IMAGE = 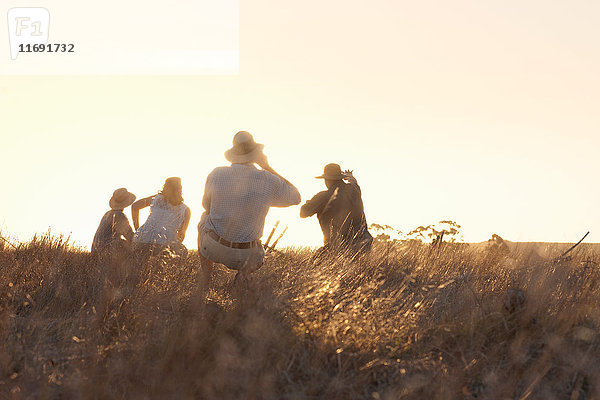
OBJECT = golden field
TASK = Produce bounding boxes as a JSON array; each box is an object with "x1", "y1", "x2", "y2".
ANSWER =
[{"x1": 1, "y1": 233, "x2": 599, "y2": 399}]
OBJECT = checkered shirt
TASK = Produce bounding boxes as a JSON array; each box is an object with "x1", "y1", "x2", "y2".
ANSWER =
[{"x1": 201, "y1": 164, "x2": 301, "y2": 242}]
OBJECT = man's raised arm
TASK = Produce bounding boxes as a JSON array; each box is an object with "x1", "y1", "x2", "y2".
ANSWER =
[
  {"x1": 256, "y1": 154, "x2": 294, "y2": 186},
  {"x1": 256, "y1": 154, "x2": 301, "y2": 206}
]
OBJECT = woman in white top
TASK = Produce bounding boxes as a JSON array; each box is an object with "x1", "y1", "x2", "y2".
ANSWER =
[{"x1": 132, "y1": 177, "x2": 191, "y2": 260}]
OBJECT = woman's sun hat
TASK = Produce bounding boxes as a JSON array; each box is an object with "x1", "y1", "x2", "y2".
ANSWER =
[
  {"x1": 109, "y1": 188, "x2": 136, "y2": 210},
  {"x1": 315, "y1": 163, "x2": 345, "y2": 180},
  {"x1": 224, "y1": 131, "x2": 265, "y2": 164}
]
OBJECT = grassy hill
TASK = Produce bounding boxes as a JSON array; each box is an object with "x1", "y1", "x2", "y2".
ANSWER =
[{"x1": 1, "y1": 233, "x2": 599, "y2": 399}]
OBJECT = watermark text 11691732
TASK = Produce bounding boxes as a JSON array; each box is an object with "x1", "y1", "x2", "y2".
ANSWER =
[
  {"x1": 19, "y1": 44, "x2": 74, "y2": 53},
  {"x1": 4, "y1": 2, "x2": 239, "y2": 74},
  {"x1": 7, "y1": 7, "x2": 50, "y2": 60}
]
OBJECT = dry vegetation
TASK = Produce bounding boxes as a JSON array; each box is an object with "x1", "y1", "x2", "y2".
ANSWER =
[{"x1": 1, "y1": 233, "x2": 600, "y2": 399}]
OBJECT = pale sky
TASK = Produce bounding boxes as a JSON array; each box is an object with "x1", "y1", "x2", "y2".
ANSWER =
[{"x1": 1, "y1": 0, "x2": 599, "y2": 249}]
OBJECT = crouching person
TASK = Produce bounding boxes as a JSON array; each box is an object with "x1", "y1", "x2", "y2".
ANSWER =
[
  {"x1": 300, "y1": 163, "x2": 373, "y2": 258},
  {"x1": 198, "y1": 131, "x2": 300, "y2": 297},
  {"x1": 91, "y1": 188, "x2": 137, "y2": 288}
]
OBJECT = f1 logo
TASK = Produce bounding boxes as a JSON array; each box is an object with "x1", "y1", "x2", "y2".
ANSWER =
[{"x1": 7, "y1": 8, "x2": 50, "y2": 60}]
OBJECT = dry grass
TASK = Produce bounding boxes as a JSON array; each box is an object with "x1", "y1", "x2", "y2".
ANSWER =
[{"x1": 1, "y1": 233, "x2": 600, "y2": 399}]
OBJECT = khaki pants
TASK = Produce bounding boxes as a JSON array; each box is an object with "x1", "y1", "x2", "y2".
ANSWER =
[{"x1": 198, "y1": 230, "x2": 265, "y2": 273}]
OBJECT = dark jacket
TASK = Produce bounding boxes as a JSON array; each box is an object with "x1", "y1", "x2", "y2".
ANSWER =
[{"x1": 300, "y1": 181, "x2": 372, "y2": 248}]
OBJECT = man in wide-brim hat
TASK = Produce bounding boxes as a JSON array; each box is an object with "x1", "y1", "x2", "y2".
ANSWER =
[
  {"x1": 300, "y1": 163, "x2": 373, "y2": 255},
  {"x1": 197, "y1": 131, "x2": 301, "y2": 295}
]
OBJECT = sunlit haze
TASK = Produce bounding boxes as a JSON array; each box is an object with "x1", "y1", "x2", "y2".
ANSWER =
[{"x1": 1, "y1": 0, "x2": 599, "y2": 249}]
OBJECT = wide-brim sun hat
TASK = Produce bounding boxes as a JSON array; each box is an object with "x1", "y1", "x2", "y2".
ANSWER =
[
  {"x1": 315, "y1": 163, "x2": 345, "y2": 180},
  {"x1": 224, "y1": 131, "x2": 265, "y2": 164},
  {"x1": 109, "y1": 188, "x2": 136, "y2": 210}
]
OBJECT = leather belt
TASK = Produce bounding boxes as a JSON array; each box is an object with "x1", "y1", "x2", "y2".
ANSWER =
[{"x1": 207, "y1": 230, "x2": 261, "y2": 249}]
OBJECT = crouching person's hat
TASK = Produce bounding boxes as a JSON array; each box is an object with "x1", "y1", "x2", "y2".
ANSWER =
[{"x1": 225, "y1": 131, "x2": 265, "y2": 164}]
